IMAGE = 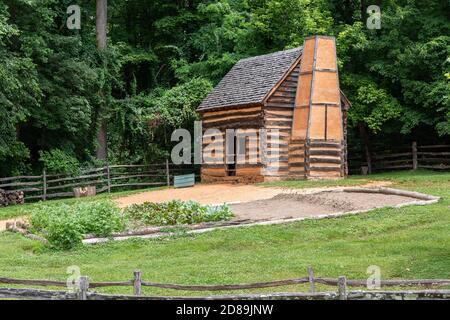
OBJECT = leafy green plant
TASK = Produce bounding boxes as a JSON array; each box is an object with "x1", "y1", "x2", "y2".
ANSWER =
[
  {"x1": 46, "y1": 214, "x2": 83, "y2": 250},
  {"x1": 38, "y1": 149, "x2": 80, "y2": 175},
  {"x1": 27, "y1": 199, "x2": 231, "y2": 249},
  {"x1": 73, "y1": 201, "x2": 125, "y2": 237},
  {"x1": 124, "y1": 200, "x2": 233, "y2": 226},
  {"x1": 29, "y1": 200, "x2": 125, "y2": 249}
]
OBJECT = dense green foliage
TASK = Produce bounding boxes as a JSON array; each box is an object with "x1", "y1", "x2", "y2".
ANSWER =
[
  {"x1": 38, "y1": 148, "x2": 81, "y2": 174},
  {"x1": 1, "y1": 0, "x2": 449, "y2": 175},
  {"x1": 27, "y1": 198, "x2": 232, "y2": 249},
  {"x1": 29, "y1": 200, "x2": 124, "y2": 249},
  {"x1": 124, "y1": 200, "x2": 233, "y2": 226}
]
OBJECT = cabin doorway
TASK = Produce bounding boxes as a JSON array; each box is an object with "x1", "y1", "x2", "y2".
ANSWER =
[{"x1": 226, "y1": 135, "x2": 237, "y2": 176}]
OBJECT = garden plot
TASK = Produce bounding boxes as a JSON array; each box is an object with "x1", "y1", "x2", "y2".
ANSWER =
[
  {"x1": 81, "y1": 186, "x2": 439, "y2": 244},
  {"x1": 115, "y1": 183, "x2": 436, "y2": 223},
  {"x1": 229, "y1": 190, "x2": 426, "y2": 221}
]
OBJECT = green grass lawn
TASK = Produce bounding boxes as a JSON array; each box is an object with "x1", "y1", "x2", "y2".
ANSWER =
[
  {"x1": 259, "y1": 176, "x2": 371, "y2": 189},
  {"x1": 0, "y1": 170, "x2": 449, "y2": 296}
]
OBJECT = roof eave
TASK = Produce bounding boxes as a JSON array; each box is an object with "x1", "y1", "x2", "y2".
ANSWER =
[
  {"x1": 340, "y1": 90, "x2": 352, "y2": 110},
  {"x1": 197, "y1": 102, "x2": 263, "y2": 113}
]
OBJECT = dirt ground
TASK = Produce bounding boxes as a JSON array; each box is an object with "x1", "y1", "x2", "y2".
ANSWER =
[
  {"x1": 229, "y1": 191, "x2": 417, "y2": 221},
  {"x1": 115, "y1": 181, "x2": 391, "y2": 208},
  {"x1": 115, "y1": 184, "x2": 284, "y2": 208}
]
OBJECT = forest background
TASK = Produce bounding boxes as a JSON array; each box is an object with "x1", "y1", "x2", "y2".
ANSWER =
[{"x1": 0, "y1": 0, "x2": 449, "y2": 176}]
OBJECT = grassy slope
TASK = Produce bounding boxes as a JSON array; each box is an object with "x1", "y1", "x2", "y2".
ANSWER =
[{"x1": 0, "y1": 170, "x2": 449, "y2": 295}]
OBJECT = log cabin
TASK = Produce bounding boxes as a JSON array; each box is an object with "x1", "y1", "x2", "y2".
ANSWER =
[{"x1": 197, "y1": 36, "x2": 351, "y2": 183}]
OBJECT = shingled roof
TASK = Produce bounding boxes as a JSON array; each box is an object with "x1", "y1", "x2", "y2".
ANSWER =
[{"x1": 198, "y1": 47, "x2": 302, "y2": 111}]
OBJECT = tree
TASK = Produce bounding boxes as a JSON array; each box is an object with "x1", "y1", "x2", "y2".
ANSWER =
[
  {"x1": 1, "y1": 0, "x2": 449, "y2": 176},
  {"x1": 95, "y1": 0, "x2": 108, "y2": 160}
]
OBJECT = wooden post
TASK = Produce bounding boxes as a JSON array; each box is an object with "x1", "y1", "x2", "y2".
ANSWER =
[
  {"x1": 106, "y1": 164, "x2": 111, "y2": 193},
  {"x1": 133, "y1": 270, "x2": 142, "y2": 296},
  {"x1": 166, "y1": 159, "x2": 170, "y2": 187},
  {"x1": 359, "y1": 123, "x2": 372, "y2": 174},
  {"x1": 307, "y1": 266, "x2": 315, "y2": 293},
  {"x1": 42, "y1": 170, "x2": 47, "y2": 201},
  {"x1": 78, "y1": 276, "x2": 89, "y2": 300},
  {"x1": 412, "y1": 141, "x2": 418, "y2": 170},
  {"x1": 338, "y1": 276, "x2": 347, "y2": 300}
]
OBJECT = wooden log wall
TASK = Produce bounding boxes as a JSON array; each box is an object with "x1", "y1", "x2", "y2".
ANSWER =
[
  {"x1": 263, "y1": 61, "x2": 300, "y2": 179},
  {"x1": 342, "y1": 106, "x2": 349, "y2": 176},
  {"x1": 307, "y1": 140, "x2": 345, "y2": 178},
  {"x1": 288, "y1": 139, "x2": 307, "y2": 178},
  {"x1": 201, "y1": 106, "x2": 263, "y2": 130},
  {"x1": 200, "y1": 106, "x2": 265, "y2": 183},
  {"x1": 201, "y1": 129, "x2": 226, "y2": 180}
]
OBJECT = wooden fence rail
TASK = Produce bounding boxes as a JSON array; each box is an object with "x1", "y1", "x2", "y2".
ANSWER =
[
  {"x1": 0, "y1": 161, "x2": 199, "y2": 202},
  {"x1": 348, "y1": 142, "x2": 450, "y2": 174},
  {"x1": 0, "y1": 268, "x2": 449, "y2": 300}
]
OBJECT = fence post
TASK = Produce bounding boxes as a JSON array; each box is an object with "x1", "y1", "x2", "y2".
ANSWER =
[
  {"x1": 78, "y1": 276, "x2": 89, "y2": 300},
  {"x1": 42, "y1": 170, "x2": 47, "y2": 201},
  {"x1": 106, "y1": 164, "x2": 111, "y2": 193},
  {"x1": 133, "y1": 270, "x2": 142, "y2": 296},
  {"x1": 166, "y1": 159, "x2": 170, "y2": 187},
  {"x1": 412, "y1": 141, "x2": 418, "y2": 170},
  {"x1": 307, "y1": 266, "x2": 315, "y2": 293},
  {"x1": 338, "y1": 276, "x2": 347, "y2": 300}
]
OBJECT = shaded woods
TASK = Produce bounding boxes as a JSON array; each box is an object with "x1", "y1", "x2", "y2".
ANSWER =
[{"x1": 1, "y1": 0, "x2": 449, "y2": 176}]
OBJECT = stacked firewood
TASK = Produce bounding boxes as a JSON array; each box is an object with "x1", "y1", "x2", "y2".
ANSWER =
[{"x1": 0, "y1": 189, "x2": 25, "y2": 207}]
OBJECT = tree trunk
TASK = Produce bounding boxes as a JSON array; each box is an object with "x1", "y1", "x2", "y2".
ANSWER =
[
  {"x1": 96, "y1": 0, "x2": 108, "y2": 160},
  {"x1": 96, "y1": 0, "x2": 107, "y2": 50},
  {"x1": 96, "y1": 122, "x2": 108, "y2": 160},
  {"x1": 360, "y1": 0, "x2": 366, "y2": 20},
  {"x1": 358, "y1": 123, "x2": 372, "y2": 174}
]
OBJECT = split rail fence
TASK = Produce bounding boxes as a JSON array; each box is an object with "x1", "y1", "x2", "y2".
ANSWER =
[
  {"x1": 1, "y1": 142, "x2": 449, "y2": 201},
  {"x1": 348, "y1": 142, "x2": 450, "y2": 174},
  {"x1": 0, "y1": 161, "x2": 199, "y2": 202},
  {"x1": 0, "y1": 268, "x2": 449, "y2": 300}
]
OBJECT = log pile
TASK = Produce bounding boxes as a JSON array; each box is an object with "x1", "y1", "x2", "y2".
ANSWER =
[{"x1": 0, "y1": 189, "x2": 25, "y2": 207}]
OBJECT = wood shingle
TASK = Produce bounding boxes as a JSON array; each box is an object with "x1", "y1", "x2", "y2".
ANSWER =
[{"x1": 198, "y1": 47, "x2": 302, "y2": 111}]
